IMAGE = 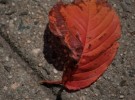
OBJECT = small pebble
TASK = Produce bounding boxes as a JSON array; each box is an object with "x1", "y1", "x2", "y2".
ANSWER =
[
  {"x1": 9, "y1": 20, "x2": 14, "y2": 28},
  {"x1": 32, "y1": 48, "x2": 41, "y2": 55},
  {"x1": 70, "y1": 95, "x2": 74, "y2": 98},
  {"x1": 119, "y1": 95, "x2": 124, "y2": 99},
  {"x1": 111, "y1": 94, "x2": 116, "y2": 97},
  {"x1": 18, "y1": 32, "x2": 21, "y2": 34},
  {"x1": 11, "y1": 82, "x2": 20, "y2": 90},
  {"x1": 3, "y1": 86, "x2": 8, "y2": 91},
  {"x1": 8, "y1": 75, "x2": 12, "y2": 79},
  {"x1": 53, "y1": 69, "x2": 58, "y2": 74},
  {"x1": 38, "y1": 63, "x2": 42, "y2": 67},
  {"x1": 13, "y1": 17, "x2": 17, "y2": 21},
  {"x1": 5, "y1": 56, "x2": 9, "y2": 61},
  {"x1": 7, "y1": 31, "x2": 9, "y2": 34},
  {"x1": 84, "y1": 92, "x2": 88, "y2": 95},
  {"x1": 25, "y1": 95, "x2": 29, "y2": 99},
  {"x1": 27, "y1": 40, "x2": 31, "y2": 44},
  {"x1": 113, "y1": 4, "x2": 117, "y2": 8},
  {"x1": 12, "y1": 2, "x2": 15, "y2": 6},
  {"x1": 131, "y1": 16, "x2": 135, "y2": 19},
  {"x1": 80, "y1": 96, "x2": 86, "y2": 100},
  {"x1": 95, "y1": 93, "x2": 98, "y2": 96},
  {"x1": 54, "y1": 76, "x2": 58, "y2": 78}
]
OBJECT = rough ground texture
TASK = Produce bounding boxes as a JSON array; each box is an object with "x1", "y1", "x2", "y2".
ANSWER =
[{"x1": 0, "y1": 0, "x2": 135, "y2": 100}]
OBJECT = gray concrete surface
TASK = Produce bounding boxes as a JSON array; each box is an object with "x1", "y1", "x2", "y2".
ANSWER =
[{"x1": 0, "y1": 0, "x2": 135, "y2": 100}]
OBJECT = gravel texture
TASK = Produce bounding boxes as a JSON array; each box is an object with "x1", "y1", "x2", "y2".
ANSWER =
[{"x1": 0, "y1": 0, "x2": 135, "y2": 100}]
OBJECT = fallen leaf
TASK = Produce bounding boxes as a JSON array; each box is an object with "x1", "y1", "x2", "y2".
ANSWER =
[{"x1": 42, "y1": 0, "x2": 121, "y2": 90}]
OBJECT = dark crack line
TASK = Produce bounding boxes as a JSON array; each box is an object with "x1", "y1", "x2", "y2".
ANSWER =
[
  {"x1": 0, "y1": 25, "x2": 62, "y2": 99},
  {"x1": 0, "y1": 33, "x2": 43, "y2": 79}
]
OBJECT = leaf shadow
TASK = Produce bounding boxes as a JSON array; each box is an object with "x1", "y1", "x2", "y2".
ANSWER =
[
  {"x1": 43, "y1": 24, "x2": 79, "y2": 100},
  {"x1": 43, "y1": 24, "x2": 71, "y2": 71}
]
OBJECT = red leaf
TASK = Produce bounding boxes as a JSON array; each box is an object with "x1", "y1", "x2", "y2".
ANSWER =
[{"x1": 42, "y1": 0, "x2": 121, "y2": 90}]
